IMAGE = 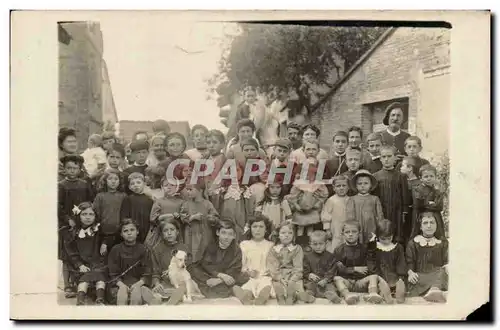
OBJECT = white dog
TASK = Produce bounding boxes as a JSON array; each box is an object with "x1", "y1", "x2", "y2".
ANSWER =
[{"x1": 168, "y1": 249, "x2": 199, "y2": 303}]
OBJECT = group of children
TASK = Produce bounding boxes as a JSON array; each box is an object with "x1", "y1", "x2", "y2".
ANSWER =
[{"x1": 57, "y1": 105, "x2": 448, "y2": 306}]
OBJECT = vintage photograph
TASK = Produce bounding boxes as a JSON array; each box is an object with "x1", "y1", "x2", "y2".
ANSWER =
[{"x1": 56, "y1": 17, "x2": 453, "y2": 308}]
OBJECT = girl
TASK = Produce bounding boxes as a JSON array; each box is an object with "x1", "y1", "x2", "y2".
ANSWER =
[
  {"x1": 205, "y1": 129, "x2": 227, "y2": 212},
  {"x1": 367, "y1": 219, "x2": 407, "y2": 304},
  {"x1": 267, "y1": 223, "x2": 312, "y2": 305},
  {"x1": 180, "y1": 182, "x2": 220, "y2": 263},
  {"x1": 240, "y1": 138, "x2": 267, "y2": 204},
  {"x1": 346, "y1": 169, "x2": 384, "y2": 244},
  {"x1": 237, "y1": 215, "x2": 275, "y2": 305},
  {"x1": 63, "y1": 202, "x2": 107, "y2": 305},
  {"x1": 93, "y1": 169, "x2": 127, "y2": 255},
  {"x1": 150, "y1": 218, "x2": 194, "y2": 305},
  {"x1": 225, "y1": 119, "x2": 267, "y2": 165},
  {"x1": 185, "y1": 124, "x2": 209, "y2": 161},
  {"x1": 254, "y1": 176, "x2": 292, "y2": 237},
  {"x1": 145, "y1": 177, "x2": 185, "y2": 250},
  {"x1": 406, "y1": 212, "x2": 448, "y2": 303},
  {"x1": 321, "y1": 175, "x2": 350, "y2": 252},
  {"x1": 158, "y1": 132, "x2": 190, "y2": 178},
  {"x1": 107, "y1": 219, "x2": 160, "y2": 305},
  {"x1": 286, "y1": 139, "x2": 329, "y2": 248}
]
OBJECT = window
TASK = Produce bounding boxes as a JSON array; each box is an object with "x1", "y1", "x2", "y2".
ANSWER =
[{"x1": 365, "y1": 97, "x2": 409, "y2": 133}]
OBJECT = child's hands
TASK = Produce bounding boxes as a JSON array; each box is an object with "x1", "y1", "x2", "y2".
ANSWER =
[
  {"x1": 152, "y1": 283, "x2": 164, "y2": 294},
  {"x1": 190, "y1": 213, "x2": 203, "y2": 221},
  {"x1": 161, "y1": 269, "x2": 169, "y2": 279},
  {"x1": 408, "y1": 270, "x2": 419, "y2": 284},
  {"x1": 207, "y1": 278, "x2": 223, "y2": 287},
  {"x1": 217, "y1": 273, "x2": 235, "y2": 286},
  {"x1": 249, "y1": 270, "x2": 259, "y2": 278},
  {"x1": 100, "y1": 244, "x2": 107, "y2": 256},
  {"x1": 317, "y1": 279, "x2": 328, "y2": 287},
  {"x1": 79, "y1": 265, "x2": 90, "y2": 273},
  {"x1": 308, "y1": 273, "x2": 321, "y2": 282},
  {"x1": 353, "y1": 266, "x2": 368, "y2": 275}
]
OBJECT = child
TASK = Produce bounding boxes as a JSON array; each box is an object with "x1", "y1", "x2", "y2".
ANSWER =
[
  {"x1": 267, "y1": 223, "x2": 313, "y2": 305},
  {"x1": 150, "y1": 218, "x2": 194, "y2": 305},
  {"x1": 400, "y1": 156, "x2": 420, "y2": 241},
  {"x1": 93, "y1": 169, "x2": 127, "y2": 255},
  {"x1": 106, "y1": 143, "x2": 126, "y2": 172},
  {"x1": 205, "y1": 129, "x2": 227, "y2": 210},
  {"x1": 333, "y1": 221, "x2": 384, "y2": 305},
  {"x1": 58, "y1": 155, "x2": 94, "y2": 297},
  {"x1": 254, "y1": 176, "x2": 292, "y2": 236},
  {"x1": 239, "y1": 138, "x2": 267, "y2": 202},
  {"x1": 107, "y1": 219, "x2": 160, "y2": 305},
  {"x1": 406, "y1": 212, "x2": 448, "y2": 303},
  {"x1": 145, "y1": 177, "x2": 185, "y2": 250},
  {"x1": 120, "y1": 172, "x2": 154, "y2": 243},
  {"x1": 373, "y1": 145, "x2": 410, "y2": 244},
  {"x1": 238, "y1": 215, "x2": 275, "y2": 305},
  {"x1": 367, "y1": 219, "x2": 407, "y2": 304},
  {"x1": 81, "y1": 134, "x2": 107, "y2": 179},
  {"x1": 286, "y1": 139, "x2": 329, "y2": 248},
  {"x1": 146, "y1": 134, "x2": 167, "y2": 167},
  {"x1": 226, "y1": 119, "x2": 267, "y2": 165},
  {"x1": 185, "y1": 124, "x2": 209, "y2": 161},
  {"x1": 325, "y1": 131, "x2": 349, "y2": 181},
  {"x1": 398, "y1": 136, "x2": 430, "y2": 174},
  {"x1": 341, "y1": 148, "x2": 363, "y2": 196},
  {"x1": 63, "y1": 202, "x2": 107, "y2": 305},
  {"x1": 189, "y1": 220, "x2": 250, "y2": 301},
  {"x1": 303, "y1": 231, "x2": 342, "y2": 304},
  {"x1": 411, "y1": 165, "x2": 446, "y2": 240},
  {"x1": 269, "y1": 138, "x2": 299, "y2": 195},
  {"x1": 347, "y1": 126, "x2": 373, "y2": 170},
  {"x1": 289, "y1": 124, "x2": 329, "y2": 163},
  {"x1": 101, "y1": 131, "x2": 116, "y2": 153},
  {"x1": 365, "y1": 132, "x2": 383, "y2": 174},
  {"x1": 143, "y1": 165, "x2": 166, "y2": 201},
  {"x1": 58, "y1": 127, "x2": 80, "y2": 181},
  {"x1": 123, "y1": 140, "x2": 150, "y2": 178},
  {"x1": 321, "y1": 175, "x2": 350, "y2": 252},
  {"x1": 180, "y1": 182, "x2": 220, "y2": 262},
  {"x1": 158, "y1": 132, "x2": 190, "y2": 177},
  {"x1": 346, "y1": 170, "x2": 384, "y2": 244},
  {"x1": 286, "y1": 121, "x2": 303, "y2": 150}
]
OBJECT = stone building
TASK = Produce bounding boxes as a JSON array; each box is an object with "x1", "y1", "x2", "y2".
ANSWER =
[
  {"x1": 311, "y1": 27, "x2": 451, "y2": 160},
  {"x1": 58, "y1": 22, "x2": 118, "y2": 152}
]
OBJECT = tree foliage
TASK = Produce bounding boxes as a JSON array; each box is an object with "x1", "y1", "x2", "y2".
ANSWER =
[{"x1": 210, "y1": 23, "x2": 386, "y2": 115}]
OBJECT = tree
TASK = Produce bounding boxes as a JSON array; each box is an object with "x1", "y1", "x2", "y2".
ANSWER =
[{"x1": 209, "y1": 24, "x2": 387, "y2": 117}]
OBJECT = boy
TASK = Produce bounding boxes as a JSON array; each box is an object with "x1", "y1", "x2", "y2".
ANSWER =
[
  {"x1": 321, "y1": 175, "x2": 349, "y2": 252},
  {"x1": 347, "y1": 126, "x2": 373, "y2": 170},
  {"x1": 226, "y1": 119, "x2": 267, "y2": 164},
  {"x1": 120, "y1": 172, "x2": 154, "y2": 243},
  {"x1": 396, "y1": 136, "x2": 430, "y2": 174},
  {"x1": 81, "y1": 133, "x2": 107, "y2": 179},
  {"x1": 341, "y1": 148, "x2": 362, "y2": 196},
  {"x1": 325, "y1": 131, "x2": 349, "y2": 180},
  {"x1": 289, "y1": 124, "x2": 329, "y2": 163},
  {"x1": 123, "y1": 140, "x2": 149, "y2": 177},
  {"x1": 287, "y1": 121, "x2": 303, "y2": 150},
  {"x1": 303, "y1": 231, "x2": 342, "y2": 304},
  {"x1": 333, "y1": 221, "x2": 384, "y2": 305},
  {"x1": 373, "y1": 145, "x2": 410, "y2": 244},
  {"x1": 189, "y1": 220, "x2": 250, "y2": 302},
  {"x1": 268, "y1": 138, "x2": 298, "y2": 194},
  {"x1": 400, "y1": 156, "x2": 420, "y2": 192},
  {"x1": 365, "y1": 132, "x2": 383, "y2": 174},
  {"x1": 101, "y1": 131, "x2": 116, "y2": 153},
  {"x1": 107, "y1": 219, "x2": 160, "y2": 305}
]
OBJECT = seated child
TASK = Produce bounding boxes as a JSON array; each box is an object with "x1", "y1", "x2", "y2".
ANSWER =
[
  {"x1": 321, "y1": 175, "x2": 349, "y2": 252},
  {"x1": 346, "y1": 170, "x2": 384, "y2": 244},
  {"x1": 238, "y1": 215, "x2": 275, "y2": 305},
  {"x1": 367, "y1": 219, "x2": 407, "y2": 304},
  {"x1": 303, "y1": 231, "x2": 342, "y2": 304},
  {"x1": 333, "y1": 221, "x2": 384, "y2": 305},
  {"x1": 267, "y1": 223, "x2": 314, "y2": 305},
  {"x1": 406, "y1": 212, "x2": 448, "y2": 303},
  {"x1": 189, "y1": 220, "x2": 250, "y2": 301},
  {"x1": 107, "y1": 219, "x2": 160, "y2": 305},
  {"x1": 365, "y1": 132, "x2": 383, "y2": 174}
]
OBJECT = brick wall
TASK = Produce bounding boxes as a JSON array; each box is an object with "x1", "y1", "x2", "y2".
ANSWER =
[{"x1": 312, "y1": 27, "x2": 451, "y2": 154}]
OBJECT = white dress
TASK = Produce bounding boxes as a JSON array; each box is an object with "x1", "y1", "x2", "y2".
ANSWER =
[
  {"x1": 321, "y1": 194, "x2": 349, "y2": 253},
  {"x1": 240, "y1": 239, "x2": 275, "y2": 298}
]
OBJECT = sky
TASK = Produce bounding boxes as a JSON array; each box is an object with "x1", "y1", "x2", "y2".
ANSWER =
[{"x1": 100, "y1": 16, "x2": 237, "y2": 132}]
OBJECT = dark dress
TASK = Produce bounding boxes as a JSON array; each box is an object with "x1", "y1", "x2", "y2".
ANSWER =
[
  {"x1": 93, "y1": 191, "x2": 127, "y2": 248},
  {"x1": 380, "y1": 130, "x2": 411, "y2": 156},
  {"x1": 367, "y1": 241, "x2": 407, "y2": 287},
  {"x1": 120, "y1": 193, "x2": 154, "y2": 243},
  {"x1": 367, "y1": 157, "x2": 383, "y2": 174},
  {"x1": 189, "y1": 241, "x2": 249, "y2": 298},
  {"x1": 373, "y1": 168, "x2": 411, "y2": 243},
  {"x1": 341, "y1": 169, "x2": 358, "y2": 197},
  {"x1": 333, "y1": 243, "x2": 374, "y2": 280},
  {"x1": 411, "y1": 183, "x2": 446, "y2": 239}
]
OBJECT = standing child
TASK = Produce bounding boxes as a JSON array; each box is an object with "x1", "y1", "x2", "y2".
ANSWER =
[
  {"x1": 346, "y1": 170, "x2": 384, "y2": 244},
  {"x1": 93, "y1": 169, "x2": 127, "y2": 255},
  {"x1": 226, "y1": 119, "x2": 267, "y2": 164},
  {"x1": 107, "y1": 219, "x2": 160, "y2": 305},
  {"x1": 185, "y1": 124, "x2": 209, "y2": 161},
  {"x1": 123, "y1": 140, "x2": 150, "y2": 178},
  {"x1": 289, "y1": 124, "x2": 329, "y2": 163},
  {"x1": 333, "y1": 221, "x2": 384, "y2": 305},
  {"x1": 406, "y1": 212, "x2": 448, "y2": 303},
  {"x1": 365, "y1": 133, "x2": 383, "y2": 174},
  {"x1": 367, "y1": 219, "x2": 407, "y2": 304},
  {"x1": 120, "y1": 173, "x2": 154, "y2": 243},
  {"x1": 321, "y1": 175, "x2": 349, "y2": 252},
  {"x1": 63, "y1": 202, "x2": 107, "y2": 305},
  {"x1": 143, "y1": 165, "x2": 166, "y2": 201},
  {"x1": 205, "y1": 129, "x2": 227, "y2": 211},
  {"x1": 325, "y1": 131, "x2": 349, "y2": 180},
  {"x1": 58, "y1": 155, "x2": 94, "y2": 298},
  {"x1": 410, "y1": 165, "x2": 446, "y2": 240},
  {"x1": 180, "y1": 182, "x2": 220, "y2": 262},
  {"x1": 267, "y1": 223, "x2": 313, "y2": 305},
  {"x1": 238, "y1": 215, "x2": 275, "y2": 305},
  {"x1": 347, "y1": 126, "x2": 373, "y2": 170},
  {"x1": 373, "y1": 145, "x2": 411, "y2": 244},
  {"x1": 397, "y1": 136, "x2": 430, "y2": 174},
  {"x1": 106, "y1": 143, "x2": 126, "y2": 173},
  {"x1": 341, "y1": 148, "x2": 363, "y2": 196},
  {"x1": 303, "y1": 231, "x2": 342, "y2": 304},
  {"x1": 268, "y1": 138, "x2": 299, "y2": 195}
]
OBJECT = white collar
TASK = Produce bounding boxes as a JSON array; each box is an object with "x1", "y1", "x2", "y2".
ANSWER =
[
  {"x1": 386, "y1": 128, "x2": 402, "y2": 137},
  {"x1": 358, "y1": 193, "x2": 370, "y2": 196},
  {"x1": 371, "y1": 155, "x2": 380, "y2": 160},
  {"x1": 376, "y1": 242, "x2": 397, "y2": 252},
  {"x1": 133, "y1": 162, "x2": 146, "y2": 167},
  {"x1": 335, "y1": 151, "x2": 346, "y2": 157},
  {"x1": 273, "y1": 244, "x2": 297, "y2": 253},
  {"x1": 414, "y1": 235, "x2": 442, "y2": 247},
  {"x1": 78, "y1": 223, "x2": 100, "y2": 238}
]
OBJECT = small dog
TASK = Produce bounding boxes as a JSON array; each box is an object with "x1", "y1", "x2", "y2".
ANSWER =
[{"x1": 168, "y1": 249, "x2": 198, "y2": 303}]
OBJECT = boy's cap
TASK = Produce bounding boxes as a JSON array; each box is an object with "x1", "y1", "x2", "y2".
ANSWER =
[
  {"x1": 383, "y1": 102, "x2": 407, "y2": 126},
  {"x1": 351, "y1": 169, "x2": 378, "y2": 192},
  {"x1": 129, "y1": 140, "x2": 149, "y2": 152},
  {"x1": 274, "y1": 138, "x2": 292, "y2": 150}
]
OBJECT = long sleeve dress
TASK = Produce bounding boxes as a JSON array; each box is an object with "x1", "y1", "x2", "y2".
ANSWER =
[
  {"x1": 321, "y1": 194, "x2": 349, "y2": 252},
  {"x1": 406, "y1": 236, "x2": 448, "y2": 296},
  {"x1": 373, "y1": 168, "x2": 410, "y2": 243},
  {"x1": 145, "y1": 194, "x2": 185, "y2": 249},
  {"x1": 93, "y1": 191, "x2": 127, "y2": 248},
  {"x1": 411, "y1": 182, "x2": 446, "y2": 240},
  {"x1": 346, "y1": 194, "x2": 384, "y2": 244},
  {"x1": 120, "y1": 193, "x2": 154, "y2": 244},
  {"x1": 367, "y1": 242, "x2": 407, "y2": 288},
  {"x1": 266, "y1": 244, "x2": 304, "y2": 290},
  {"x1": 240, "y1": 239, "x2": 275, "y2": 298}
]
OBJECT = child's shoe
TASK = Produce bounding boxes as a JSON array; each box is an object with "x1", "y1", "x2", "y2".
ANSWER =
[
  {"x1": 395, "y1": 284, "x2": 406, "y2": 304},
  {"x1": 344, "y1": 293, "x2": 359, "y2": 305},
  {"x1": 364, "y1": 292, "x2": 384, "y2": 304},
  {"x1": 64, "y1": 287, "x2": 76, "y2": 299},
  {"x1": 297, "y1": 291, "x2": 316, "y2": 304},
  {"x1": 95, "y1": 298, "x2": 105, "y2": 306},
  {"x1": 324, "y1": 291, "x2": 342, "y2": 304},
  {"x1": 254, "y1": 286, "x2": 271, "y2": 306},
  {"x1": 76, "y1": 291, "x2": 86, "y2": 306},
  {"x1": 274, "y1": 285, "x2": 286, "y2": 305},
  {"x1": 423, "y1": 288, "x2": 446, "y2": 303}
]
